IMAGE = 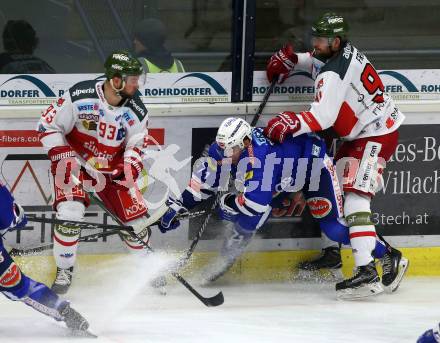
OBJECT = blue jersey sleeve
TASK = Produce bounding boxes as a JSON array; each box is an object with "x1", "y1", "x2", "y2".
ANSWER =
[
  {"x1": 0, "y1": 184, "x2": 16, "y2": 231},
  {"x1": 181, "y1": 142, "x2": 230, "y2": 209},
  {"x1": 225, "y1": 132, "x2": 278, "y2": 231}
]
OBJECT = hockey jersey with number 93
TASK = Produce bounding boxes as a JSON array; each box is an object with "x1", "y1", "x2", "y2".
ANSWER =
[
  {"x1": 294, "y1": 42, "x2": 405, "y2": 140},
  {"x1": 37, "y1": 79, "x2": 149, "y2": 171}
]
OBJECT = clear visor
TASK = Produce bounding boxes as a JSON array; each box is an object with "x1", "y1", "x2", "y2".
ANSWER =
[
  {"x1": 125, "y1": 73, "x2": 146, "y2": 87},
  {"x1": 311, "y1": 36, "x2": 331, "y2": 45},
  {"x1": 218, "y1": 143, "x2": 241, "y2": 158}
]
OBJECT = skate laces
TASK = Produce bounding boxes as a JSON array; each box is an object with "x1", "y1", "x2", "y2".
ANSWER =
[
  {"x1": 346, "y1": 267, "x2": 361, "y2": 282},
  {"x1": 382, "y1": 254, "x2": 393, "y2": 274},
  {"x1": 55, "y1": 268, "x2": 72, "y2": 285}
]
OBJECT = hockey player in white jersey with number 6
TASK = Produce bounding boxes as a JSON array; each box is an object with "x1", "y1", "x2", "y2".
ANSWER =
[
  {"x1": 37, "y1": 51, "x2": 152, "y2": 294},
  {"x1": 264, "y1": 12, "x2": 409, "y2": 298}
]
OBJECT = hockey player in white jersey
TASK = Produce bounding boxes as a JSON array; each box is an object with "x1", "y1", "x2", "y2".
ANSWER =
[
  {"x1": 0, "y1": 183, "x2": 90, "y2": 334},
  {"x1": 264, "y1": 12, "x2": 409, "y2": 297},
  {"x1": 37, "y1": 50, "x2": 151, "y2": 294}
]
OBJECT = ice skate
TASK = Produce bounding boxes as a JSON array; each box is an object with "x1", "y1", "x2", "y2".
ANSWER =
[
  {"x1": 380, "y1": 247, "x2": 409, "y2": 293},
  {"x1": 59, "y1": 302, "x2": 96, "y2": 337},
  {"x1": 51, "y1": 267, "x2": 73, "y2": 295},
  {"x1": 150, "y1": 275, "x2": 167, "y2": 295},
  {"x1": 297, "y1": 247, "x2": 343, "y2": 281},
  {"x1": 200, "y1": 226, "x2": 253, "y2": 285},
  {"x1": 336, "y1": 261, "x2": 384, "y2": 300}
]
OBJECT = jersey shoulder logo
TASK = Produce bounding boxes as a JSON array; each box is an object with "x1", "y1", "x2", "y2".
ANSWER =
[
  {"x1": 127, "y1": 96, "x2": 148, "y2": 122},
  {"x1": 70, "y1": 80, "x2": 99, "y2": 102},
  {"x1": 319, "y1": 42, "x2": 354, "y2": 80}
]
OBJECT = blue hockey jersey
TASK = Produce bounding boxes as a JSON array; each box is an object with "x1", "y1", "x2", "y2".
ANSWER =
[{"x1": 181, "y1": 128, "x2": 344, "y2": 232}]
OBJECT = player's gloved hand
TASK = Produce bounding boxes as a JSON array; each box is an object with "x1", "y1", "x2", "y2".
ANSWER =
[
  {"x1": 218, "y1": 193, "x2": 239, "y2": 222},
  {"x1": 110, "y1": 157, "x2": 143, "y2": 191},
  {"x1": 263, "y1": 111, "x2": 302, "y2": 143},
  {"x1": 48, "y1": 146, "x2": 78, "y2": 184},
  {"x1": 266, "y1": 43, "x2": 298, "y2": 83},
  {"x1": 158, "y1": 198, "x2": 188, "y2": 233},
  {"x1": 11, "y1": 203, "x2": 27, "y2": 229}
]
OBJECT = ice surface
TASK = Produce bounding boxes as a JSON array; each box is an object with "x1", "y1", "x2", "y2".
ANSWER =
[{"x1": 1, "y1": 253, "x2": 439, "y2": 343}]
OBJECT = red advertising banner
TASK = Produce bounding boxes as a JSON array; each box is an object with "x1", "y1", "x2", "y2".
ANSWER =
[{"x1": 0, "y1": 129, "x2": 164, "y2": 147}]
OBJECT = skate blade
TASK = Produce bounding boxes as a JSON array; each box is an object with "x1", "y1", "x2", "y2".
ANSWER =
[
  {"x1": 294, "y1": 268, "x2": 344, "y2": 283},
  {"x1": 384, "y1": 257, "x2": 409, "y2": 294},
  {"x1": 153, "y1": 286, "x2": 167, "y2": 296},
  {"x1": 69, "y1": 329, "x2": 98, "y2": 338},
  {"x1": 336, "y1": 282, "x2": 384, "y2": 300}
]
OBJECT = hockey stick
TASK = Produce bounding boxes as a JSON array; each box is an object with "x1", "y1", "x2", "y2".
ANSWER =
[
  {"x1": 11, "y1": 213, "x2": 202, "y2": 257},
  {"x1": 9, "y1": 228, "x2": 124, "y2": 257},
  {"x1": 171, "y1": 77, "x2": 279, "y2": 272},
  {"x1": 25, "y1": 210, "x2": 207, "y2": 231},
  {"x1": 70, "y1": 174, "x2": 224, "y2": 307},
  {"x1": 251, "y1": 77, "x2": 278, "y2": 126}
]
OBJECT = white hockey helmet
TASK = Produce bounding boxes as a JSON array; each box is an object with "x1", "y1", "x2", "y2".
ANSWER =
[{"x1": 216, "y1": 117, "x2": 252, "y2": 157}]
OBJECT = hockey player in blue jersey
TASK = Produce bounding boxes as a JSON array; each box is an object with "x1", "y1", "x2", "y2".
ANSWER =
[
  {"x1": 158, "y1": 117, "x2": 406, "y2": 299},
  {"x1": 418, "y1": 324, "x2": 440, "y2": 343},
  {"x1": 0, "y1": 182, "x2": 90, "y2": 333}
]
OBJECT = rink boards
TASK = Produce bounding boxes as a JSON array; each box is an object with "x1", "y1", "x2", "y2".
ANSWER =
[
  {"x1": 13, "y1": 246, "x2": 440, "y2": 287},
  {"x1": 1, "y1": 70, "x2": 440, "y2": 279}
]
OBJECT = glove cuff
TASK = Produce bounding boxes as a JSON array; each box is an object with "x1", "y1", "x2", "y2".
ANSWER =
[{"x1": 48, "y1": 146, "x2": 75, "y2": 162}]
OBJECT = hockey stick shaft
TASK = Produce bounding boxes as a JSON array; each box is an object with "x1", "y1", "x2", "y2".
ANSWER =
[
  {"x1": 26, "y1": 210, "x2": 206, "y2": 230},
  {"x1": 251, "y1": 77, "x2": 278, "y2": 126},
  {"x1": 9, "y1": 228, "x2": 123, "y2": 256},
  {"x1": 27, "y1": 216, "x2": 130, "y2": 231}
]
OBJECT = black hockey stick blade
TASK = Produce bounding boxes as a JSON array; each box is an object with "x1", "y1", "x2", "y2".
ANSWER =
[{"x1": 171, "y1": 272, "x2": 224, "y2": 307}]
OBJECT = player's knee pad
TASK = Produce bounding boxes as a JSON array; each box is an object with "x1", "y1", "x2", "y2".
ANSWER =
[
  {"x1": 344, "y1": 192, "x2": 374, "y2": 228},
  {"x1": 319, "y1": 217, "x2": 350, "y2": 245},
  {"x1": 343, "y1": 192, "x2": 371, "y2": 218},
  {"x1": 344, "y1": 192, "x2": 376, "y2": 266},
  {"x1": 53, "y1": 201, "x2": 84, "y2": 268},
  {"x1": 236, "y1": 206, "x2": 271, "y2": 231},
  {"x1": 56, "y1": 201, "x2": 85, "y2": 221},
  {"x1": 221, "y1": 222, "x2": 254, "y2": 259},
  {"x1": 55, "y1": 201, "x2": 84, "y2": 237}
]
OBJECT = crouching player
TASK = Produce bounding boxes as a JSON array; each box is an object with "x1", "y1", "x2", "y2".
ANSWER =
[
  {"x1": 158, "y1": 117, "x2": 406, "y2": 299},
  {"x1": 0, "y1": 183, "x2": 90, "y2": 333}
]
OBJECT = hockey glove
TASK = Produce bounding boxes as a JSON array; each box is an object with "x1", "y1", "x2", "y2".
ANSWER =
[
  {"x1": 48, "y1": 146, "x2": 78, "y2": 186},
  {"x1": 266, "y1": 43, "x2": 298, "y2": 83},
  {"x1": 159, "y1": 198, "x2": 188, "y2": 233},
  {"x1": 11, "y1": 203, "x2": 27, "y2": 229},
  {"x1": 263, "y1": 111, "x2": 301, "y2": 143},
  {"x1": 110, "y1": 157, "x2": 143, "y2": 191},
  {"x1": 218, "y1": 193, "x2": 239, "y2": 223}
]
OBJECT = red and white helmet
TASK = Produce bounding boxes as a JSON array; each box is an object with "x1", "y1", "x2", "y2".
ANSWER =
[{"x1": 216, "y1": 117, "x2": 252, "y2": 157}]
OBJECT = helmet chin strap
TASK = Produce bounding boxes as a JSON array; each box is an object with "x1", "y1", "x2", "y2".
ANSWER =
[{"x1": 110, "y1": 78, "x2": 126, "y2": 93}]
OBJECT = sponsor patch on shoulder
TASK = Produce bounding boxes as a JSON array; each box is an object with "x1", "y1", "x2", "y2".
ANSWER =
[
  {"x1": 306, "y1": 197, "x2": 332, "y2": 218},
  {"x1": 0, "y1": 262, "x2": 22, "y2": 288}
]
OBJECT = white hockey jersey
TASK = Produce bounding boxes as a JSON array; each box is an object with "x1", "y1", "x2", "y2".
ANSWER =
[
  {"x1": 293, "y1": 42, "x2": 405, "y2": 140},
  {"x1": 37, "y1": 80, "x2": 149, "y2": 171}
]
